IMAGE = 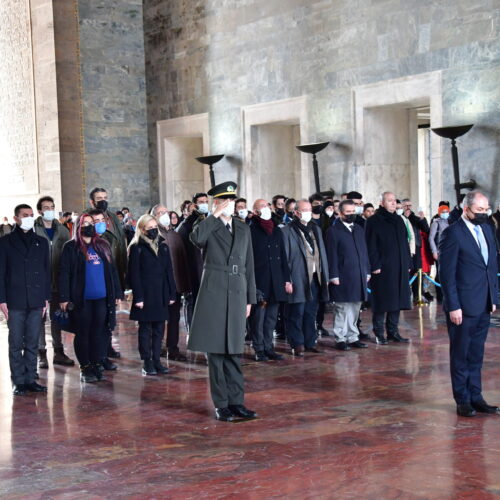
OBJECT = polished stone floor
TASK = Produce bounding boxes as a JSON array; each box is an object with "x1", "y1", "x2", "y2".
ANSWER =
[{"x1": 0, "y1": 302, "x2": 499, "y2": 499}]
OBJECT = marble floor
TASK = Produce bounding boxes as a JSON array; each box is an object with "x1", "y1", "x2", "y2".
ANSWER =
[{"x1": 0, "y1": 302, "x2": 499, "y2": 499}]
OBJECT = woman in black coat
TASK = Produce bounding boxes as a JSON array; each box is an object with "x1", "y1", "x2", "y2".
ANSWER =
[
  {"x1": 59, "y1": 214, "x2": 123, "y2": 383},
  {"x1": 127, "y1": 214, "x2": 176, "y2": 376}
]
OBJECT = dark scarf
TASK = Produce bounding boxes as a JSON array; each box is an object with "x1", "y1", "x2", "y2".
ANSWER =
[
  {"x1": 377, "y1": 205, "x2": 399, "y2": 224},
  {"x1": 256, "y1": 216, "x2": 274, "y2": 235},
  {"x1": 292, "y1": 217, "x2": 315, "y2": 254}
]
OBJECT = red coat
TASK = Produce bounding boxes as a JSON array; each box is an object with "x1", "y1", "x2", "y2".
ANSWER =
[{"x1": 420, "y1": 230, "x2": 434, "y2": 273}]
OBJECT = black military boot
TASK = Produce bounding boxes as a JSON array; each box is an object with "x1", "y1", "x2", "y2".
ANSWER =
[
  {"x1": 53, "y1": 347, "x2": 75, "y2": 366},
  {"x1": 80, "y1": 365, "x2": 98, "y2": 383}
]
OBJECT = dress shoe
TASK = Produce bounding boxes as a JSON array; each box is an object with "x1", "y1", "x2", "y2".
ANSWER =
[
  {"x1": 349, "y1": 340, "x2": 368, "y2": 349},
  {"x1": 107, "y1": 346, "x2": 121, "y2": 359},
  {"x1": 456, "y1": 404, "x2": 476, "y2": 417},
  {"x1": 25, "y1": 382, "x2": 48, "y2": 393},
  {"x1": 53, "y1": 347, "x2": 75, "y2": 366},
  {"x1": 292, "y1": 346, "x2": 304, "y2": 357},
  {"x1": 101, "y1": 358, "x2": 117, "y2": 371},
  {"x1": 80, "y1": 365, "x2": 98, "y2": 383},
  {"x1": 92, "y1": 364, "x2": 106, "y2": 381},
  {"x1": 374, "y1": 334, "x2": 388, "y2": 345},
  {"x1": 142, "y1": 359, "x2": 157, "y2": 376},
  {"x1": 423, "y1": 291, "x2": 434, "y2": 302},
  {"x1": 305, "y1": 347, "x2": 322, "y2": 353},
  {"x1": 471, "y1": 400, "x2": 500, "y2": 414},
  {"x1": 265, "y1": 350, "x2": 284, "y2": 360},
  {"x1": 387, "y1": 332, "x2": 409, "y2": 343},
  {"x1": 359, "y1": 332, "x2": 371, "y2": 341},
  {"x1": 228, "y1": 404, "x2": 258, "y2": 419},
  {"x1": 38, "y1": 349, "x2": 48, "y2": 369},
  {"x1": 335, "y1": 342, "x2": 350, "y2": 351},
  {"x1": 255, "y1": 351, "x2": 269, "y2": 362},
  {"x1": 215, "y1": 407, "x2": 236, "y2": 422},
  {"x1": 317, "y1": 326, "x2": 330, "y2": 337},
  {"x1": 12, "y1": 384, "x2": 27, "y2": 396},
  {"x1": 168, "y1": 351, "x2": 188, "y2": 362},
  {"x1": 154, "y1": 362, "x2": 169, "y2": 374}
]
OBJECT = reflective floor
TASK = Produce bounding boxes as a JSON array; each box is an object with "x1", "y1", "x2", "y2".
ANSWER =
[{"x1": 0, "y1": 303, "x2": 499, "y2": 499}]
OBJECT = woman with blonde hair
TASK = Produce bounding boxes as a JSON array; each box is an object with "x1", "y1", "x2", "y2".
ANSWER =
[{"x1": 127, "y1": 214, "x2": 177, "y2": 375}]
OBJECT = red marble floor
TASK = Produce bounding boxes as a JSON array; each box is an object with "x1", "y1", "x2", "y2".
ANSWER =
[{"x1": 0, "y1": 302, "x2": 499, "y2": 499}]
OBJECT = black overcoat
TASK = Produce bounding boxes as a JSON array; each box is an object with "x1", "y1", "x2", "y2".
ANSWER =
[
  {"x1": 250, "y1": 221, "x2": 291, "y2": 303},
  {"x1": 58, "y1": 240, "x2": 123, "y2": 333},
  {"x1": 326, "y1": 218, "x2": 370, "y2": 302},
  {"x1": 127, "y1": 237, "x2": 177, "y2": 322},
  {"x1": 0, "y1": 228, "x2": 51, "y2": 309},
  {"x1": 187, "y1": 216, "x2": 256, "y2": 354},
  {"x1": 365, "y1": 207, "x2": 412, "y2": 312}
]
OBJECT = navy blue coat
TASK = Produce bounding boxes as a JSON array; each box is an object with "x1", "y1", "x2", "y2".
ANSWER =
[
  {"x1": 326, "y1": 219, "x2": 370, "y2": 302},
  {"x1": 439, "y1": 218, "x2": 498, "y2": 316},
  {"x1": 0, "y1": 228, "x2": 51, "y2": 309},
  {"x1": 250, "y1": 221, "x2": 291, "y2": 303}
]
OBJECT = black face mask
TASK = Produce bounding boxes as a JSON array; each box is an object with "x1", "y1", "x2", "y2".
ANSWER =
[
  {"x1": 81, "y1": 225, "x2": 95, "y2": 237},
  {"x1": 146, "y1": 228, "x2": 159, "y2": 240},
  {"x1": 275, "y1": 208, "x2": 285, "y2": 216},
  {"x1": 312, "y1": 205, "x2": 323, "y2": 215},
  {"x1": 469, "y1": 212, "x2": 488, "y2": 225},
  {"x1": 343, "y1": 214, "x2": 357, "y2": 224},
  {"x1": 95, "y1": 200, "x2": 108, "y2": 212}
]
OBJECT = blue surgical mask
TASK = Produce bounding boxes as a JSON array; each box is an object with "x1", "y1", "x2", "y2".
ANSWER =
[
  {"x1": 197, "y1": 203, "x2": 209, "y2": 214},
  {"x1": 95, "y1": 221, "x2": 107, "y2": 235},
  {"x1": 440, "y1": 212, "x2": 450, "y2": 220}
]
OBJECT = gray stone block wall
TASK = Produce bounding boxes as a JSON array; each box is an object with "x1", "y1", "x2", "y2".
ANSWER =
[
  {"x1": 78, "y1": 0, "x2": 150, "y2": 216},
  {"x1": 144, "y1": 0, "x2": 499, "y2": 207}
]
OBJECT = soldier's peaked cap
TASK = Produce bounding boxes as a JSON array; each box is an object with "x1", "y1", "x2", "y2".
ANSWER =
[{"x1": 208, "y1": 181, "x2": 238, "y2": 199}]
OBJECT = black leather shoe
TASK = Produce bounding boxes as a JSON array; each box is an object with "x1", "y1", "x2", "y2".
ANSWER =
[
  {"x1": 80, "y1": 365, "x2": 98, "y2": 383},
  {"x1": 457, "y1": 404, "x2": 476, "y2": 417},
  {"x1": 228, "y1": 404, "x2": 258, "y2": 419},
  {"x1": 292, "y1": 346, "x2": 304, "y2": 357},
  {"x1": 169, "y1": 351, "x2": 188, "y2": 362},
  {"x1": 215, "y1": 407, "x2": 236, "y2": 422},
  {"x1": 92, "y1": 364, "x2": 106, "y2": 381},
  {"x1": 12, "y1": 384, "x2": 27, "y2": 396},
  {"x1": 305, "y1": 347, "x2": 322, "y2": 353},
  {"x1": 349, "y1": 340, "x2": 368, "y2": 349},
  {"x1": 359, "y1": 332, "x2": 371, "y2": 341},
  {"x1": 265, "y1": 350, "x2": 284, "y2": 360},
  {"x1": 255, "y1": 351, "x2": 269, "y2": 362},
  {"x1": 25, "y1": 382, "x2": 48, "y2": 393},
  {"x1": 471, "y1": 400, "x2": 500, "y2": 414},
  {"x1": 142, "y1": 359, "x2": 157, "y2": 376},
  {"x1": 374, "y1": 334, "x2": 388, "y2": 345},
  {"x1": 108, "y1": 346, "x2": 121, "y2": 359},
  {"x1": 101, "y1": 358, "x2": 117, "y2": 371},
  {"x1": 387, "y1": 332, "x2": 409, "y2": 343},
  {"x1": 335, "y1": 342, "x2": 350, "y2": 351},
  {"x1": 154, "y1": 362, "x2": 169, "y2": 374},
  {"x1": 317, "y1": 326, "x2": 330, "y2": 337}
]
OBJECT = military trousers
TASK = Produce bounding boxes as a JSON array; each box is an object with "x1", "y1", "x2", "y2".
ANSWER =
[{"x1": 207, "y1": 353, "x2": 244, "y2": 408}]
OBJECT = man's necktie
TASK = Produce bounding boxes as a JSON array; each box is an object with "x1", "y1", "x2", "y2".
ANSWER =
[
  {"x1": 474, "y1": 226, "x2": 489, "y2": 265},
  {"x1": 226, "y1": 223, "x2": 232, "y2": 233}
]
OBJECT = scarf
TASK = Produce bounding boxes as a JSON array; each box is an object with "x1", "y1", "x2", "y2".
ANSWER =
[
  {"x1": 256, "y1": 216, "x2": 274, "y2": 235},
  {"x1": 139, "y1": 233, "x2": 159, "y2": 256},
  {"x1": 292, "y1": 217, "x2": 315, "y2": 255}
]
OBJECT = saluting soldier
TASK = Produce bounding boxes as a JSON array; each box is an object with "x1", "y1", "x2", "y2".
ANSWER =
[{"x1": 188, "y1": 181, "x2": 257, "y2": 422}]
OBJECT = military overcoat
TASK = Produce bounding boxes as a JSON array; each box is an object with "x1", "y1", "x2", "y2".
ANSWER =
[{"x1": 187, "y1": 215, "x2": 256, "y2": 354}]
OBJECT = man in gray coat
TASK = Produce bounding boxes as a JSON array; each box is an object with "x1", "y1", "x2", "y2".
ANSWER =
[
  {"x1": 188, "y1": 181, "x2": 257, "y2": 422},
  {"x1": 281, "y1": 199, "x2": 330, "y2": 356}
]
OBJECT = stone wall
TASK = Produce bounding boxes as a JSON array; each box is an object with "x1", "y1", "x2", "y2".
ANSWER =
[{"x1": 144, "y1": 0, "x2": 500, "y2": 209}]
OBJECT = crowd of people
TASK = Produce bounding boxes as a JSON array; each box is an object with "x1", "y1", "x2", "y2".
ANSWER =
[{"x1": 0, "y1": 183, "x2": 498, "y2": 421}]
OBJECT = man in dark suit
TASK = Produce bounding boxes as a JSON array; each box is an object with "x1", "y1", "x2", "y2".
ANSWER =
[
  {"x1": 0, "y1": 204, "x2": 51, "y2": 395},
  {"x1": 188, "y1": 182, "x2": 257, "y2": 422},
  {"x1": 249, "y1": 199, "x2": 292, "y2": 361},
  {"x1": 439, "y1": 190, "x2": 499, "y2": 417},
  {"x1": 326, "y1": 200, "x2": 370, "y2": 351}
]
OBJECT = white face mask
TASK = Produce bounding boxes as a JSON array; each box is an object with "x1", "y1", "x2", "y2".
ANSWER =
[
  {"x1": 158, "y1": 213, "x2": 170, "y2": 227},
  {"x1": 238, "y1": 209, "x2": 248, "y2": 219},
  {"x1": 222, "y1": 201, "x2": 235, "y2": 218},
  {"x1": 396, "y1": 208, "x2": 404, "y2": 216},
  {"x1": 71, "y1": 214, "x2": 78, "y2": 223},
  {"x1": 20, "y1": 216, "x2": 35, "y2": 231},
  {"x1": 42, "y1": 210, "x2": 56, "y2": 221},
  {"x1": 486, "y1": 209, "x2": 492, "y2": 217},
  {"x1": 197, "y1": 203, "x2": 209, "y2": 214},
  {"x1": 259, "y1": 206, "x2": 272, "y2": 220},
  {"x1": 440, "y1": 212, "x2": 450, "y2": 220},
  {"x1": 300, "y1": 211, "x2": 312, "y2": 223},
  {"x1": 325, "y1": 209, "x2": 334, "y2": 218},
  {"x1": 354, "y1": 206, "x2": 363, "y2": 215}
]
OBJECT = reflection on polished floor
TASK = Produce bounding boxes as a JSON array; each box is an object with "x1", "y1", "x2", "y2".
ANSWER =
[{"x1": 0, "y1": 304, "x2": 499, "y2": 499}]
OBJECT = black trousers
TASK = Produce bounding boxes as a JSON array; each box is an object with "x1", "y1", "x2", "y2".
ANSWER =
[
  {"x1": 8, "y1": 308, "x2": 43, "y2": 385},
  {"x1": 316, "y1": 301, "x2": 325, "y2": 328},
  {"x1": 74, "y1": 299, "x2": 107, "y2": 366},
  {"x1": 166, "y1": 294, "x2": 182, "y2": 352},
  {"x1": 250, "y1": 301, "x2": 279, "y2": 353},
  {"x1": 138, "y1": 321, "x2": 165, "y2": 361},
  {"x1": 446, "y1": 311, "x2": 490, "y2": 405},
  {"x1": 207, "y1": 353, "x2": 244, "y2": 408},
  {"x1": 39, "y1": 291, "x2": 63, "y2": 350},
  {"x1": 372, "y1": 310, "x2": 400, "y2": 336}
]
